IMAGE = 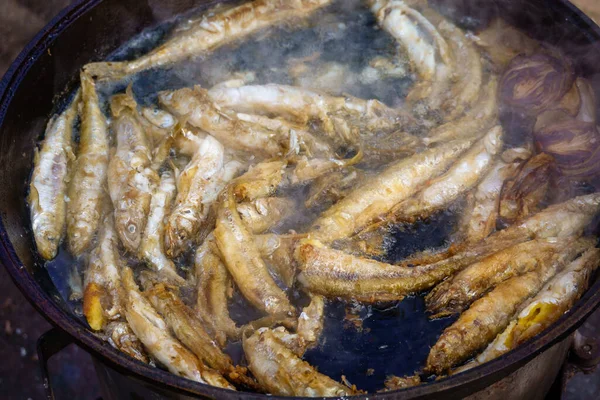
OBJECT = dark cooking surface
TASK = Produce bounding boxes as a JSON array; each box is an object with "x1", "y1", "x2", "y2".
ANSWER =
[{"x1": 2, "y1": 0, "x2": 600, "y2": 399}]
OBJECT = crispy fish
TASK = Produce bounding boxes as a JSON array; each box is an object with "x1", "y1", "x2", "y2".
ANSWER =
[
  {"x1": 233, "y1": 160, "x2": 286, "y2": 202},
  {"x1": 405, "y1": 192, "x2": 600, "y2": 268},
  {"x1": 121, "y1": 267, "x2": 234, "y2": 389},
  {"x1": 144, "y1": 282, "x2": 256, "y2": 388},
  {"x1": 139, "y1": 170, "x2": 184, "y2": 284},
  {"x1": 434, "y1": 11, "x2": 483, "y2": 118},
  {"x1": 310, "y1": 137, "x2": 474, "y2": 243},
  {"x1": 66, "y1": 72, "x2": 110, "y2": 256},
  {"x1": 243, "y1": 327, "x2": 354, "y2": 397},
  {"x1": 29, "y1": 92, "x2": 79, "y2": 260},
  {"x1": 425, "y1": 238, "x2": 578, "y2": 317},
  {"x1": 195, "y1": 236, "x2": 240, "y2": 345},
  {"x1": 165, "y1": 135, "x2": 224, "y2": 257},
  {"x1": 298, "y1": 191, "x2": 600, "y2": 301},
  {"x1": 207, "y1": 83, "x2": 404, "y2": 135},
  {"x1": 456, "y1": 248, "x2": 600, "y2": 374},
  {"x1": 108, "y1": 92, "x2": 159, "y2": 253},
  {"x1": 386, "y1": 125, "x2": 503, "y2": 223},
  {"x1": 159, "y1": 87, "x2": 286, "y2": 158},
  {"x1": 215, "y1": 184, "x2": 295, "y2": 316},
  {"x1": 425, "y1": 238, "x2": 594, "y2": 375},
  {"x1": 84, "y1": 0, "x2": 332, "y2": 80},
  {"x1": 296, "y1": 239, "x2": 496, "y2": 302},
  {"x1": 370, "y1": 0, "x2": 441, "y2": 81},
  {"x1": 456, "y1": 158, "x2": 522, "y2": 243},
  {"x1": 371, "y1": 0, "x2": 455, "y2": 111},
  {"x1": 83, "y1": 215, "x2": 124, "y2": 331}
]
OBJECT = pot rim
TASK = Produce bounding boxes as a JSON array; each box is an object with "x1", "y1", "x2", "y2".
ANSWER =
[{"x1": 1, "y1": 0, "x2": 600, "y2": 398}]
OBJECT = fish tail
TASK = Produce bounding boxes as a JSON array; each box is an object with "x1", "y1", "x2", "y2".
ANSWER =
[{"x1": 83, "y1": 61, "x2": 129, "y2": 81}]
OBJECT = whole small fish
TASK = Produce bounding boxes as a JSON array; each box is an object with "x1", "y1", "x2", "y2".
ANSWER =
[
  {"x1": 310, "y1": 137, "x2": 475, "y2": 243},
  {"x1": 425, "y1": 238, "x2": 594, "y2": 374},
  {"x1": 29, "y1": 92, "x2": 79, "y2": 260},
  {"x1": 164, "y1": 135, "x2": 225, "y2": 258},
  {"x1": 455, "y1": 247, "x2": 600, "y2": 374},
  {"x1": 243, "y1": 327, "x2": 354, "y2": 396},
  {"x1": 108, "y1": 91, "x2": 159, "y2": 253},
  {"x1": 84, "y1": 0, "x2": 332, "y2": 80},
  {"x1": 66, "y1": 72, "x2": 110, "y2": 256},
  {"x1": 195, "y1": 236, "x2": 240, "y2": 345},
  {"x1": 215, "y1": 178, "x2": 295, "y2": 317},
  {"x1": 121, "y1": 267, "x2": 234, "y2": 389},
  {"x1": 83, "y1": 215, "x2": 125, "y2": 331},
  {"x1": 389, "y1": 125, "x2": 504, "y2": 222},
  {"x1": 139, "y1": 170, "x2": 184, "y2": 284}
]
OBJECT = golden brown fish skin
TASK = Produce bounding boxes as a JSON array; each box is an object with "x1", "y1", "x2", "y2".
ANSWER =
[
  {"x1": 492, "y1": 193, "x2": 600, "y2": 242},
  {"x1": 237, "y1": 197, "x2": 295, "y2": 234},
  {"x1": 66, "y1": 71, "x2": 110, "y2": 256},
  {"x1": 158, "y1": 87, "x2": 285, "y2": 157},
  {"x1": 403, "y1": 192, "x2": 600, "y2": 268},
  {"x1": 215, "y1": 186, "x2": 295, "y2": 317},
  {"x1": 425, "y1": 238, "x2": 593, "y2": 375},
  {"x1": 425, "y1": 238, "x2": 578, "y2": 317},
  {"x1": 456, "y1": 248, "x2": 600, "y2": 374},
  {"x1": 387, "y1": 125, "x2": 503, "y2": 223},
  {"x1": 424, "y1": 77, "x2": 499, "y2": 146},
  {"x1": 139, "y1": 170, "x2": 184, "y2": 284},
  {"x1": 296, "y1": 239, "x2": 488, "y2": 301},
  {"x1": 145, "y1": 282, "x2": 259, "y2": 389},
  {"x1": 195, "y1": 236, "x2": 240, "y2": 345},
  {"x1": 164, "y1": 135, "x2": 224, "y2": 258},
  {"x1": 435, "y1": 12, "x2": 483, "y2": 119},
  {"x1": 108, "y1": 93, "x2": 159, "y2": 253},
  {"x1": 510, "y1": 249, "x2": 600, "y2": 344},
  {"x1": 29, "y1": 92, "x2": 79, "y2": 260},
  {"x1": 84, "y1": 0, "x2": 332, "y2": 80},
  {"x1": 144, "y1": 284, "x2": 229, "y2": 370},
  {"x1": 105, "y1": 321, "x2": 149, "y2": 363},
  {"x1": 297, "y1": 208, "x2": 600, "y2": 301},
  {"x1": 310, "y1": 138, "x2": 475, "y2": 244},
  {"x1": 243, "y1": 327, "x2": 354, "y2": 397},
  {"x1": 121, "y1": 267, "x2": 234, "y2": 389},
  {"x1": 456, "y1": 158, "x2": 521, "y2": 243},
  {"x1": 83, "y1": 215, "x2": 124, "y2": 331}
]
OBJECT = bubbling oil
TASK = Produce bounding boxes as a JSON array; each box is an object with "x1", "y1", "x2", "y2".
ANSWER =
[{"x1": 45, "y1": 0, "x2": 484, "y2": 392}]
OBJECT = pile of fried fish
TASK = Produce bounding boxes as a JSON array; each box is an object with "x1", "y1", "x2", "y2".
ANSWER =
[{"x1": 28, "y1": 0, "x2": 600, "y2": 395}]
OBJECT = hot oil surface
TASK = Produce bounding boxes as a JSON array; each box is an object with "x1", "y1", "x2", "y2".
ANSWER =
[{"x1": 45, "y1": 0, "x2": 457, "y2": 393}]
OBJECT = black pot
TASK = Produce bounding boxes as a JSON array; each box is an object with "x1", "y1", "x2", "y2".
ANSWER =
[{"x1": 2, "y1": 0, "x2": 600, "y2": 399}]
